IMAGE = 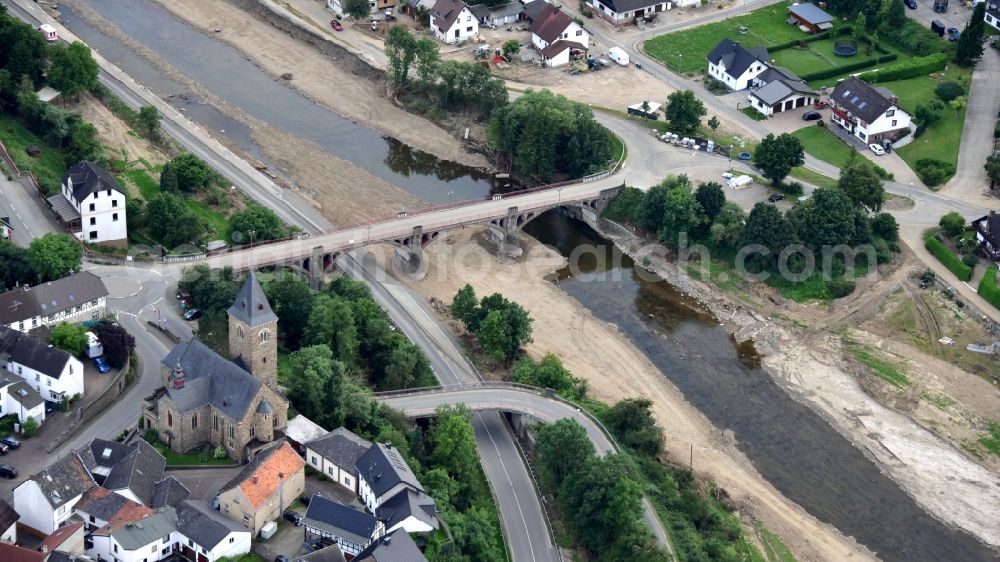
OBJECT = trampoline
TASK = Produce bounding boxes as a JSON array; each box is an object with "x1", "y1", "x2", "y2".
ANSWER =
[{"x1": 834, "y1": 40, "x2": 858, "y2": 57}]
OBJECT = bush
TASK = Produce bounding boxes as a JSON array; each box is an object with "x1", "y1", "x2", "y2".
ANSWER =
[
  {"x1": 914, "y1": 158, "x2": 956, "y2": 187},
  {"x1": 977, "y1": 266, "x2": 1000, "y2": 311},
  {"x1": 924, "y1": 231, "x2": 972, "y2": 281},
  {"x1": 827, "y1": 278, "x2": 856, "y2": 298},
  {"x1": 704, "y1": 77, "x2": 731, "y2": 95},
  {"x1": 934, "y1": 81, "x2": 965, "y2": 102},
  {"x1": 871, "y1": 213, "x2": 899, "y2": 241},
  {"x1": 994, "y1": 120, "x2": 1000, "y2": 139},
  {"x1": 777, "y1": 180, "x2": 804, "y2": 195},
  {"x1": 962, "y1": 253, "x2": 979, "y2": 268},
  {"x1": 213, "y1": 446, "x2": 227, "y2": 460},
  {"x1": 22, "y1": 417, "x2": 39, "y2": 438},
  {"x1": 858, "y1": 52, "x2": 949, "y2": 83},
  {"x1": 939, "y1": 211, "x2": 966, "y2": 236}
]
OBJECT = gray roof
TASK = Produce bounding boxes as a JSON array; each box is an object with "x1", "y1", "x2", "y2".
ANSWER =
[
  {"x1": 0, "y1": 326, "x2": 73, "y2": 378},
  {"x1": 306, "y1": 427, "x2": 372, "y2": 477},
  {"x1": 161, "y1": 338, "x2": 263, "y2": 418},
  {"x1": 750, "y1": 79, "x2": 816, "y2": 106},
  {"x1": 110, "y1": 508, "x2": 177, "y2": 551},
  {"x1": 152, "y1": 476, "x2": 191, "y2": 509},
  {"x1": 0, "y1": 287, "x2": 39, "y2": 327},
  {"x1": 377, "y1": 488, "x2": 438, "y2": 531},
  {"x1": 304, "y1": 496, "x2": 379, "y2": 546},
  {"x1": 469, "y1": 3, "x2": 490, "y2": 19},
  {"x1": 47, "y1": 194, "x2": 81, "y2": 223},
  {"x1": 788, "y1": 3, "x2": 833, "y2": 25},
  {"x1": 82, "y1": 439, "x2": 134, "y2": 471},
  {"x1": 707, "y1": 39, "x2": 768, "y2": 79},
  {"x1": 355, "y1": 529, "x2": 428, "y2": 562},
  {"x1": 0, "y1": 271, "x2": 109, "y2": 326},
  {"x1": 831, "y1": 76, "x2": 897, "y2": 124},
  {"x1": 292, "y1": 544, "x2": 348, "y2": 562},
  {"x1": 487, "y1": 2, "x2": 524, "y2": 18},
  {"x1": 102, "y1": 440, "x2": 166, "y2": 506},
  {"x1": 63, "y1": 161, "x2": 123, "y2": 204},
  {"x1": 176, "y1": 500, "x2": 246, "y2": 550},
  {"x1": 522, "y1": 0, "x2": 551, "y2": 22},
  {"x1": 23, "y1": 452, "x2": 95, "y2": 509},
  {"x1": 356, "y1": 443, "x2": 423, "y2": 499},
  {"x1": 431, "y1": 0, "x2": 468, "y2": 31},
  {"x1": 756, "y1": 65, "x2": 801, "y2": 84},
  {"x1": 227, "y1": 272, "x2": 277, "y2": 328},
  {"x1": 591, "y1": 0, "x2": 667, "y2": 15},
  {"x1": 0, "y1": 498, "x2": 19, "y2": 532},
  {"x1": 75, "y1": 487, "x2": 135, "y2": 522},
  {"x1": 257, "y1": 399, "x2": 273, "y2": 414},
  {"x1": 0, "y1": 372, "x2": 44, "y2": 410}
]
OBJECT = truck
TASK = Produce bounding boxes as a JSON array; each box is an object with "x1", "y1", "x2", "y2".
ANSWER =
[{"x1": 608, "y1": 47, "x2": 630, "y2": 66}]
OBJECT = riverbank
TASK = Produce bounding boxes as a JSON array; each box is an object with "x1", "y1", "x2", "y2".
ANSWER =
[{"x1": 376, "y1": 225, "x2": 876, "y2": 562}]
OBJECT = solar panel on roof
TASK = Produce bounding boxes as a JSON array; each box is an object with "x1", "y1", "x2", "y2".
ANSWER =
[
  {"x1": 850, "y1": 95, "x2": 859, "y2": 104},
  {"x1": 842, "y1": 90, "x2": 850, "y2": 98}
]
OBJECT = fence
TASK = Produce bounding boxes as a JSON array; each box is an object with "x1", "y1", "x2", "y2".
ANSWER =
[
  {"x1": 0, "y1": 139, "x2": 20, "y2": 177},
  {"x1": 45, "y1": 353, "x2": 136, "y2": 453}
]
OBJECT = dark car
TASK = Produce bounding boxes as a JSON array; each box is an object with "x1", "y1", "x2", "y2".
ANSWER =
[
  {"x1": 801, "y1": 110, "x2": 822, "y2": 121},
  {"x1": 93, "y1": 356, "x2": 110, "y2": 374},
  {"x1": 767, "y1": 193, "x2": 785, "y2": 203},
  {"x1": 284, "y1": 511, "x2": 303, "y2": 526},
  {"x1": 183, "y1": 308, "x2": 202, "y2": 321},
  {"x1": 931, "y1": 19, "x2": 946, "y2": 36},
  {"x1": 947, "y1": 27, "x2": 961, "y2": 41},
  {"x1": 904, "y1": 0, "x2": 917, "y2": 8},
  {"x1": 0, "y1": 437, "x2": 20, "y2": 449},
  {"x1": 933, "y1": 0, "x2": 947, "y2": 11},
  {"x1": 0, "y1": 465, "x2": 16, "y2": 478},
  {"x1": 737, "y1": 151, "x2": 752, "y2": 161}
]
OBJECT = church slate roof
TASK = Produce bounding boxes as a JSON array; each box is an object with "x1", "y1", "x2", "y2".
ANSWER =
[
  {"x1": 227, "y1": 272, "x2": 277, "y2": 327},
  {"x1": 161, "y1": 338, "x2": 263, "y2": 419}
]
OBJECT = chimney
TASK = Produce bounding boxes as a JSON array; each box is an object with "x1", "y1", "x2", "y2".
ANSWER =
[
  {"x1": 889, "y1": 95, "x2": 898, "y2": 106},
  {"x1": 252, "y1": 474, "x2": 259, "y2": 484}
]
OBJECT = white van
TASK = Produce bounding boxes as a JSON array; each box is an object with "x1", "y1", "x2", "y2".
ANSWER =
[
  {"x1": 85, "y1": 332, "x2": 104, "y2": 359},
  {"x1": 608, "y1": 47, "x2": 630, "y2": 66}
]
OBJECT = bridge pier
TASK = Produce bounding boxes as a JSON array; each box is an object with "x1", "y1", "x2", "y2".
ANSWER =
[
  {"x1": 487, "y1": 206, "x2": 524, "y2": 258},
  {"x1": 308, "y1": 245, "x2": 325, "y2": 290},
  {"x1": 393, "y1": 225, "x2": 425, "y2": 277}
]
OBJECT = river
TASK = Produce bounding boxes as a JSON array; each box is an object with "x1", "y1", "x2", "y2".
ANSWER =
[
  {"x1": 61, "y1": 0, "x2": 497, "y2": 203},
  {"x1": 524, "y1": 210, "x2": 999, "y2": 562}
]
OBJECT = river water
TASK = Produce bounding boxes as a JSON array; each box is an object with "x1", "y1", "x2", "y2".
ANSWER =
[
  {"x1": 524, "y1": 211, "x2": 999, "y2": 562},
  {"x1": 62, "y1": 0, "x2": 497, "y2": 203}
]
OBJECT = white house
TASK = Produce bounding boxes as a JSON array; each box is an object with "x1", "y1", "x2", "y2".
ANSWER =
[
  {"x1": 747, "y1": 66, "x2": 818, "y2": 117},
  {"x1": 13, "y1": 453, "x2": 96, "y2": 534},
  {"x1": 0, "y1": 326, "x2": 84, "y2": 406},
  {"x1": 706, "y1": 39, "x2": 770, "y2": 90},
  {"x1": 327, "y1": 0, "x2": 396, "y2": 18},
  {"x1": 304, "y1": 495, "x2": 384, "y2": 557},
  {"x1": 985, "y1": 2, "x2": 1000, "y2": 31},
  {"x1": 0, "y1": 499, "x2": 18, "y2": 544},
  {"x1": 430, "y1": 0, "x2": 479, "y2": 43},
  {"x1": 529, "y1": 3, "x2": 589, "y2": 67},
  {"x1": 47, "y1": 161, "x2": 127, "y2": 247},
  {"x1": 376, "y1": 488, "x2": 438, "y2": 535},
  {"x1": 588, "y1": 0, "x2": 686, "y2": 26},
  {"x1": 0, "y1": 371, "x2": 46, "y2": 425},
  {"x1": 355, "y1": 443, "x2": 438, "y2": 535},
  {"x1": 829, "y1": 76, "x2": 912, "y2": 145},
  {"x1": 0, "y1": 271, "x2": 110, "y2": 334},
  {"x1": 91, "y1": 508, "x2": 177, "y2": 562},
  {"x1": 305, "y1": 427, "x2": 372, "y2": 495},
  {"x1": 173, "y1": 501, "x2": 253, "y2": 562}
]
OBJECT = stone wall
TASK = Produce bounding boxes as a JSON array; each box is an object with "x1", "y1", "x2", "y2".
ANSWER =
[{"x1": 45, "y1": 353, "x2": 136, "y2": 453}]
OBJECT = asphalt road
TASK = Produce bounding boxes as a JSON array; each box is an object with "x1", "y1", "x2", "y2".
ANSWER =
[{"x1": 0, "y1": 175, "x2": 62, "y2": 246}]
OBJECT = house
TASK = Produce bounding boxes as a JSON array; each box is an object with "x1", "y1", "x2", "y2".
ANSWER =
[
  {"x1": 376, "y1": 488, "x2": 438, "y2": 534},
  {"x1": 787, "y1": 2, "x2": 833, "y2": 33},
  {"x1": 151, "y1": 476, "x2": 192, "y2": 509},
  {"x1": 974, "y1": 211, "x2": 1000, "y2": 261},
  {"x1": 0, "y1": 498, "x2": 18, "y2": 543},
  {"x1": 78, "y1": 439, "x2": 166, "y2": 506},
  {"x1": 47, "y1": 161, "x2": 127, "y2": 247},
  {"x1": 326, "y1": 0, "x2": 396, "y2": 18},
  {"x1": 0, "y1": 326, "x2": 84, "y2": 406},
  {"x1": 829, "y1": 76, "x2": 911, "y2": 145},
  {"x1": 468, "y1": 2, "x2": 524, "y2": 26},
  {"x1": 74, "y1": 486, "x2": 154, "y2": 535},
  {"x1": 356, "y1": 443, "x2": 434, "y2": 519},
  {"x1": 1, "y1": 216, "x2": 11, "y2": 241},
  {"x1": 747, "y1": 66, "x2": 818, "y2": 116},
  {"x1": 303, "y1": 496, "x2": 384, "y2": 557},
  {"x1": 587, "y1": 0, "x2": 678, "y2": 27},
  {"x1": 706, "y1": 39, "x2": 770, "y2": 90},
  {"x1": 38, "y1": 521, "x2": 85, "y2": 555},
  {"x1": 354, "y1": 529, "x2": 428, "y2": 562},
  {"x1": 0, "y1": 271, "x2": 109, "y2": 333},
  {"x1": 142, "y1": 272, "x2": 289, "y2": 463},
  {"x1": 13, "y1": 453, "x2": 95, "y2": 534},
  {"x1": 986, "y1": 1, "x2": 1000, "y2": 31},
  {"x1": 291, "y1": 543, "x2": 348, "y2": 562},
  {"x1": 285, "y1": 414, "x2": 327, "y2": 454},
  {"x1": 304, "y1": 427, "x2": 372, "y2": 494},
  {"x1": 529, "y1": 3, "x2": 589, "y2": 66},
  {"x1": 0, "y1": 522, "x2": 85, "y2": 562},
  {"x1": 217, "y1": 442, "x2": 305, "y2": 535},
  {"x1": 430, "y1": 0, "x2": 479, "y2": 43},
  {"x1": 0, "y1": 371, "x2": 45, "y2": 425},
  {"x1": 173, "y1": 500, "x2": 253, "y2": 562},
  {"x1": 91, "y1": 508, "x2": 177, "y2": 562}
]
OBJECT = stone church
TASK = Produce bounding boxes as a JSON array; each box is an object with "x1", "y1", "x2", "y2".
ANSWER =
[{"x1": 143, "y1": 272, "x2": 289, "y2": 463}]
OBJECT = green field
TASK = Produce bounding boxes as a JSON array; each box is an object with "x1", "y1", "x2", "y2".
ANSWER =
[
  {"x1": 772, "y1": 40, "x2": 907, "y2": 86},
  {"x1": 791, "y1": 126, "x2": 857, "y2": 169},
  {"x1": 644, "y1": 2, "x2": 803, "y2": 74},
  {"x1": 0, "y1": 112, "x2": 67, "y2": 194}
]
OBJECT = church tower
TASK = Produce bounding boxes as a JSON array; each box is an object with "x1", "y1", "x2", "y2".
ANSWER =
[{"x1": 228, "y1": 271, "x2": 278, "y2": 388}]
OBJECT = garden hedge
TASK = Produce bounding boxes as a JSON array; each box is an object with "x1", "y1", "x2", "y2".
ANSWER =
[
  {"x1": 858, "y1": 52, "x2": 949, "y2": 83},
  {"x1": 767, "y1": 26, "x2": 854, "y2": 52},
  {"x1": 800, "y1": 54, "x2": 897, "y2": 81},
  {"x1": 924, "y1": 231, "x2": 972, "y2": 281},
  {"x1": 977, "y1": 265, "x2": 1000, "y2": 311}
]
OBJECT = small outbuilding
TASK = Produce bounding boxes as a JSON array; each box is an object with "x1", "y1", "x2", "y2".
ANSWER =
[
  {"x1": 25, "y1": 145, "x2": 41, "y2": 157},
  {"x1": 787, "y1": 3, "x2": 833, "y2": 33},
  {"x1": 627, "y1": 101, "x2": 662, "y2": 120}
]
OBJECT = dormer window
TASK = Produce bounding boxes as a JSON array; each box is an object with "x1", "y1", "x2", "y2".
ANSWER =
[{"x1": 886, "y1": 109, "x2": 895, "y2": 117}]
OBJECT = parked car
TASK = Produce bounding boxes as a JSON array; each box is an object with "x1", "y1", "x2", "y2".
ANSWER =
[
  {"x1": 93, "y1": 356, "x2": 110, "y2": 374},
  {"x1": 869, "y1": 144, "x2": 886, "y2": 155},
  {"x1": 904, "y1": 0, "x2": 917, "y2": 8},
  {"x1": 801, "y1": 110, "x2": 822, "y2": 121},
  {"x1": 737, "y1": 151, "x2": 753, "y2": 160},
  {"x1": 284, "y1": 511, "x2": 303, "y2": 526},
  {"x1": 183, "y1": 308, "x2": 202, "y2": 321},
  {"x1": 0, "y1": 464, "x2": 16, "y2": 478},
  {"x1": 330, "y1": 19, "x2": 343, "y2": 31},
  {"x1": 300, "y1": 494, "x2": 312, "y2": 506},
  {"x1": 933, "y1": 0, "x2": 947, "y2": 12},
  {"x1": 767, "y1": 193, "x2": 785, "y2": 203},
  {"x1": 1, "y1": 437, "x2": 21, "y2": 449},
  {"x1": 947, "y1": 27, "x2": 960, "y2": 41},
  {"x1": 211, "y1": 495, "x2": 220, "y2": 510},
  {"x1": 931, "y1": 19, "x2": 946, "y2": 36},
  {"x1": 0, "y1": 443, "x2": 9, "y2": 456}
]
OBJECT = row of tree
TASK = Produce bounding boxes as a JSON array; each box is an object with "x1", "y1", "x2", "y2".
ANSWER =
[
  {"x1": 0, "y1": 233, "x2": 83, "y2": 290},
  {"x1": 451, "y1": 284, "x2": 534, "y2": 363}
]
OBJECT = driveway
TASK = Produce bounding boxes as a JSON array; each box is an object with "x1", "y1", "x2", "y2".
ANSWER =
[{"x1": 903, "y1": 0, "x2": 972, "y2": 31}]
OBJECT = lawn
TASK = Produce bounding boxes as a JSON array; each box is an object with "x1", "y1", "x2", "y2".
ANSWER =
[
  {"x1": 644, "y1": 2, "x2": 803, "y2": 74},
  {"x1": 791, "y1": 126, "x2": 856, "y2": 169},
  {"x1": 0, "y1": 111, "x2": 67, "y2": 194},
  {"x1": 894, "y1": 66, "x2": 972, "y2": 186},
  {"x1": 773, "y1": 40, "x2": 907, "y2": 87}
]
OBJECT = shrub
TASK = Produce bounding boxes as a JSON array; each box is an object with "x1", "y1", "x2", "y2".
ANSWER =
[
  {"x1": 827, "y1": 278, "x2": 856, "y2": 298},
  {"x1": 934, "y1": 81, "x2": 964, "y2": 102},
  {"x1": 778, "y1": 180, "x2": 804, "y2": 195},
  {"x1": 962, "y1": 253, "x2": 979, "y2": 268},
  {"x1": 994, "y1": 120, "x2": 1000, "y2": 139},
  {"x1": 871, "y1": 212, "x2": 899, "y2": 241},
  {"x1": 924, "y1": 231, "x2": 972, "y2": 281},
  {"x1": 978, "y1": 266, "x2": 1000, "y2": 310},
  {"x1": 22, "y1": 417, "x2": 39, "y2": 438},
  {"x1": 914, "y1": 158, "x2": 955, "y2": 187},
  {"x1": 704, "y1": 77, "x2": 731, "y2": 95},
  {"x1": 858, "y1": 52, "x2": 949, "y2": 83},
  {"x1": 213, "y1": 446, "x2": 227, "y2": 460},
  {"x1": 939, "y1": 211, "x2": 966, "y2": 236}
]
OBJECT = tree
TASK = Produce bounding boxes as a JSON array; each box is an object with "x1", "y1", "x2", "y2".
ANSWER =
[
  {"x1": 709, "y1": 202, "x2": 745, "y2": 247},
  {"x1": 27, "y1": 233, "x2": 81, "y2": 282},
  {"x1": 939, "y1": 211, "x2": 966, "y2": 236},
  {"x1": 838, "y1": 161, "x2": 885, "y2": 213},
  {"x1": 229, "y1": 205, "x2": 287, "y2": 243},
  {"x1": 914, "y1": 100, "x2": 945, "y2": 126},
  {"x1": 49, "y1": 322, "x2": 89, "y2": 356},
  {"x1": 511, "y1": 353, "x2": 586, "y2": 399},
  {"x1": 0, "y1": 238, "x2": 34, "y2": 291},
  {"x1": 870, "y1": 212, "x2": 899, "y2": 241},
  {"x1": 264, "y1": 273, "x2": 315, "y2": 350},
  {"x1": 304, "y1": 294, "x2": 359, "y2": 365},
  {"x1": 801, "y1": 188, "x2": 858, "y2": 250},
  {"x1": 147, "y1": 193, "x2": 205, "y2": 247},
  {"x1": 344, "y1": 0, "x2": 372, "y2": 19},
  {"x1": 47, "y1": 42, "x2": 99, "y2": 101},
  {"x1": 446, "y1": 505, "x2": 508, "y2": 561},
  {"x1": 288, "y1": 345, "x2": 345, "y2": 428},
  {"x1": 428, "y1": 406, "x2": 478, "y2": 493},
  {"x1": 476, "y1": 302, "x2": 533, "y2": 363},
  {"x1": 656, "y1": 181, "x2": 704, "y2": 245},
  {"x1": 985, "y1": 153, "x2": 1000, "y2": 186},
  {"x1": 535, "y1": 418, "x2": 595, "y2": 488},
  {"x1": 558, "y1": 455, "x2": 645, "y2": 556},
  {"x1": 66, "y1": 122, "x2": 102, "y2": 164},
  {"x1": 934, "y1": 81, "x2": 964, "y2": 102},
  {"x1": 753, "y1": 133, "x2": 804, "y2": 185},
  {"x1": 384, "y1": 25, "x2": 417, "y2": 93},
  {"x1": 502, "y1": 39, "x2": 521, "y2": 57},
  {"x1": 159, "y1": 162, "x2": 178, "y2": 193},
  {"x1": 169, "y1": 153, "x2": 213, "y2": 192},
  {"x1": 707, "y1": 115, "x2": 720, "y2": 132},
  {"x1": 379, "y1": 341, "x2": 434, "y2": 390},
  {"x1": 853, "y1": 12, "x2": 869, "y2": 44},
  {"x1": 21, "y1": 416, "x2": 38, "y2": 438},
  {"x1": 664, "y1": 90, "x2": 706, "y2": 134},
  {"x1": 136, "y1": 106, "x2": 160, "y2": 140},
  {"x1": 603, "y1": 398, "x2": 663, "y2": 456},
  {"x1": 4, "y1": 28, "x2": 46, "y2": 83},
  {"x1": 954, "y1": 2, "x2": 985, "y2": 66},
  {"x1": 451, "y1": 284, "x2": 478, "y2": 323},
  {"x1": 949, "y1": 95, "x2": 968, "y2": 116},
  {"x1": 97, "y1": 322, "x2": 135, "y2": 368},
  {"x1": 125, "y1": 197, "x2": 146, "y2": 232},
  {"x1": 876, "y1": 0, "x2": 905, "y2": 34},
  {"x1": 695, "y1": 181, "x2": 726, "y2": 220},
  {"x1": 740, "y1": 203, "x2": 795, "y2": 269},
  {"x1": 635, "y1": 175, "x2": 690, "y2": 233},
  {"x1": 412, "y1": 37, "x2": 440, "y2": 83}
]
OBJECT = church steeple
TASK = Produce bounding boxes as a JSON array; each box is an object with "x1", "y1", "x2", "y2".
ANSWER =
[{"x1": 228, "y1": 272, "x2": 278, "y2": 388}]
